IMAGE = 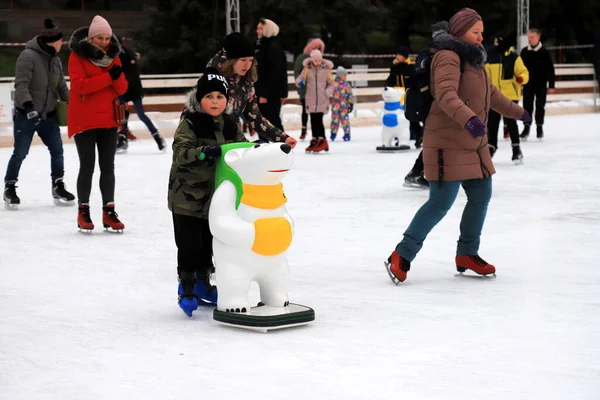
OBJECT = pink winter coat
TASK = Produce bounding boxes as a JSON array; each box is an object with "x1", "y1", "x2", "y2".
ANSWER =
[{"x1": 296, "y1": 58, "x2": 334, "y2": 114}]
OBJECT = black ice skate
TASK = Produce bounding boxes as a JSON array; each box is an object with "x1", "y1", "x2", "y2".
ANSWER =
[
  {"x1": 52, "y1": 178, "x2": 75, "y2": 206},
  {"x1": 403, "y1": 169, "x2": 429, "y2": 189},
  {"x1": 511, "y1": 145, "x2": 524, "y2": 165},
  {"x1": 116, "y1": 134, "x2": 128, "y2": 154},
  {"x1": 3, "y1": 181, "x2": 20, "y2": 210},
  {"x1": 536, "y1": 124, "x2": 544, "y2": 140},
  {"x1": 520, "y1": 123, "x2": 530, "y2": 141},
  {"x1": 152, "y1": 132, "x2": 167, "y2": 153}
]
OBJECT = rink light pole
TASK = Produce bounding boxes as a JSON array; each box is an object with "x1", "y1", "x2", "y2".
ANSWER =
[
  {"x1": 226, "y1": 0, "x2": 241, "y2": 34},
  {"x1": 517, "y1": 0, "x2": 529, "y2": 50}
]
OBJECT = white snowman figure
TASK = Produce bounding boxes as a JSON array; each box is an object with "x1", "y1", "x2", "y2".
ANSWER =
[
  {"x1": 376, "y1": 87, "x2": 411, "y2": 152},
  {"x1": 209, "y1": 142, "x2": 314, "y2": 331}
]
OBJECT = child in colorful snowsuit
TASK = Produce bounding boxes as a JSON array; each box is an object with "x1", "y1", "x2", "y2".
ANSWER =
[
  {"x1": 330, "y1": 66, "x2": 355, "y2": 141},
  {"x1": 295, "y1": 49, "x2": 334, "y2": 153},
  {"x1": 168, "y1": 68, "x2": 247, "y2": 317}
]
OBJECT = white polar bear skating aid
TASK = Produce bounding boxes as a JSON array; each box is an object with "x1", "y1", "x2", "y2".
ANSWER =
[
  {"x1": 376, "y1": 87, "x2": 411, "y2": 152},
  {"x1": 209, "y1": 142, "x2": 315, "y2": 332}
]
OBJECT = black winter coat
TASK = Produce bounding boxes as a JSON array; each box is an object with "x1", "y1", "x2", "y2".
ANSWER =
[
  {"x1": 520, "y1": 45, "x2": 556, "y2": 89},
  {"x1": 255, "y1": 36, "x2": 289, "y2": 100},
  {"x1": 120, "y1": 47, "x2": 144, "y2": 102},
  {"x1": 385, "y1": 60, "x2": 416, "y2": 88}
]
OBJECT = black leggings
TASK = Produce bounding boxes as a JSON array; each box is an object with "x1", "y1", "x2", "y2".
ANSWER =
[
  {"x1": 172, "y1": 213, "x2": 214, "y2": 279},
  {"x1": 74, "y1": 127, "x2": 118, "y2": 205},
  {"x1": 310, "y1": 112, "x2": 325, "y2": 138},
  {"x1": 487, "y1": 100, "x2": 520, "y2": 149},
  {"x1": 301, "y1": 98, "x2": 309, "y2": 129}
]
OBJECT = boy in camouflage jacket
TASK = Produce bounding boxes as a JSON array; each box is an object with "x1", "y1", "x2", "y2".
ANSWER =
[{"x1": 168, "y1": 68, "x2": 247, "y2": 316}]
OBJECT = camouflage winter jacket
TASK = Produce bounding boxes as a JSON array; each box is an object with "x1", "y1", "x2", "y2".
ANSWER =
[
  {"x1": 168, "y1": 88, "x2": 248, "y2": 219},
  {"x1": 206, "y1": 50, "x2": 290, "y2": 143}
]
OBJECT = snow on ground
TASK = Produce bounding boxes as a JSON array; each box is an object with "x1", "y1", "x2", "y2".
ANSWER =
[{"x1": 1, "y1": 114, "x2": 599, "y2": 400}]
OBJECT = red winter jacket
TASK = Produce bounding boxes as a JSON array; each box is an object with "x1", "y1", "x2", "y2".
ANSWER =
[{"x1": 67, "y1": 27, "x2": 128, "y2": 138}]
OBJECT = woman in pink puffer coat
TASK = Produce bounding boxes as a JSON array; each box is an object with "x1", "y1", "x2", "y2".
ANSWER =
[{"x1": 295, "y1": 49, "x2": 334, "y2": 153}]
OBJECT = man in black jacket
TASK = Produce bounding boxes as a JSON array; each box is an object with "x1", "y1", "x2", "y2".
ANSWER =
[
  {"x1": 255, "y1": 18, "x2": 288, "y2": 131},
  {"x1": 519, "y1": 29, "x2": 555, "y2": 140}
]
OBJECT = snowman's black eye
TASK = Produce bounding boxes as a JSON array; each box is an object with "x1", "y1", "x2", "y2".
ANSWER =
[{"x1": 254, "y1": 144, "x2": 261, "y2": 148}]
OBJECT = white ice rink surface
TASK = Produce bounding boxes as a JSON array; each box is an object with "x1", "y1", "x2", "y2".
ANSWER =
[{"x1": 1, "y1": 114, "x2": 599, "y2": 399}]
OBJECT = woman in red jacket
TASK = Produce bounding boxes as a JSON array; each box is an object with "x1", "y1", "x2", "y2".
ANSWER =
[{"x1": 68, "y1": 15, "x2": 128, "y2": 233}]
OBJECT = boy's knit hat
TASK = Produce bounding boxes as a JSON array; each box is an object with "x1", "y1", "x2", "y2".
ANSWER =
[
  {"x1": 396, "y1": 46, "x2": 410, "y2": 58},
  {"x1": 88, "y1": 15, "x2": 112, "y2": 38},
  {"x1": 196, "y1": 68, "x2": 230, "y2": 102},
  {"x1": 223, "y1": 32, "x2": 255, "y2": 59},
  {"x1": 335, "y1": 66, "x2": 347, "y2": 77},
  {"x1": 39, "y1": 18, "x2": 63, "y2": 43}
]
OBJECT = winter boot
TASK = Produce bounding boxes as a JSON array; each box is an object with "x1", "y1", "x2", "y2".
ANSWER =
[
  {"x1": 403, "y1": 169, "x2": 429, "y2": 189},
  {"x1": 102, "y1": 203, "x2": 125, "y2": 232},
  {"x1": 311, "y1": 137, "x2": 329, "y2": 153},
  {"x1": 520, "y1": 123, "x2": 530, "y2": 140},
  {"x1": 77, "y1": 204, "x2": 94, "y2": 233},
  {"x1": 511, "y1": 145, "x2": 524, "y2": 165},
  {"x1": 3, "y1": 181, "x2": 20, "y2": 210},
  {"x1": 52, "y1": 178, "x2": 75, "y2": 206},
  {"x1": 385, "y1": 250, "x2": 411, "y2": 284},
  {"x1": 488, "y1": 144, "x2": 496, "y2": 158},
  {"x1": 536, "y1": 124, "x2": 544, "y2": 140},
  {"x1": 152, "y1": 132, "x2": 167, "y2": 152},
  {"x1": 116, "y1": 134, "x2": 128, "y2": 154},
  {"x1": 330, "y1": 132, "x2": 337, "y2": 141},
  {"x1": 305, "y1": 137, "x2": 318, "y2": 152},
  {"x1": 300, "y1": 127, "x2": 307, "y2": 140},
  {"x1": 195, "y1": 271, "x2": 218, "y2": 305},
  {"x1": 455, "y1": 255, "x2": 496, "y2": 276},
  {"x1": 343, "y1": 133, "x2": 351, "y2": 141},
  {"x1": 177, "y1": 270, "x2": 199, "y2": 317}
]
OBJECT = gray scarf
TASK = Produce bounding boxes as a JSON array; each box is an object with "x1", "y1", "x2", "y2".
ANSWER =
[{"x1": 88, "y1": 41, "x2": 115, "y2": 67}]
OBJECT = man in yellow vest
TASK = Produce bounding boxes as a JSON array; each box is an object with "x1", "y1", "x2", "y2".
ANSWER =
[{"x1": 485, "y1": 33, "x2": 529, "y2": 164}]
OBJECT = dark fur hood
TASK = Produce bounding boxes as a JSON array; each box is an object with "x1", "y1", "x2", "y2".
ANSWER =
[
  {"x1": 69, "y1": 26, "x2": 122, "y2": 60},
  {"x1": 431, "y1": 22, "x2": 487, "y2": 68}
]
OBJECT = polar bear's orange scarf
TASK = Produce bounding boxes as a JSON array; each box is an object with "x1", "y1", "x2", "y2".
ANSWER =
[{"x1": 240, "y1": 183, "x2": 287, "y2": 209}]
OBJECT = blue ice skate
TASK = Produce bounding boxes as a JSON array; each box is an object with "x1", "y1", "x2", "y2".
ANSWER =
[
  {"x1": 343, "y1": 133, "x2": 351, "y2": 141},
  {"x1": 178, "y1": 283, "x2": 199, "y2": 317},
  {"x1": 330, "y1": 133, "x2": 337, "y2": 141},
  {"x1": 195, "y1": 280, "x2": 218, "y2": 306}
]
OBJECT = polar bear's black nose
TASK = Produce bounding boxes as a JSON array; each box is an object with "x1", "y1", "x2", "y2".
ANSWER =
[{"x1": 280, "y1": 144, "x2": 291, "y2": 154}]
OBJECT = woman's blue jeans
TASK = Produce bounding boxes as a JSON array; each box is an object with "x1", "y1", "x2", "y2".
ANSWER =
[{"x1": 396, "y1": 178, "x2": 493, "y2": 261}]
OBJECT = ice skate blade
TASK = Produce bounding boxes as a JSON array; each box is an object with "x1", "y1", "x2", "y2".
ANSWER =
[
  {"x1": 78, "y1": 227, "x2": 93, "y2": 234},
  {"x1": 103, "y1": 226, "x2": 124, "y2": 233},
  {"x1": 116, "y1": 149, "x2": 128, "y2": 154},
  {"x1": 4, "y1": 202, "x2": 18, "y2": 210},
  {"x1": 403, "y1": 181, "x2": 428, "y2": 190},
  {"x1": 384, "y1": 260, "x2": 402, "y2": 285},
  {"x1": 214, "y1": 303, "x2": 314, "y2": 332},
  {"x1": 455, "y1": 271, "x2": 497, "y2": 279},
  {"x1": 54, "y1": 198, "x2": 76, "y2": 206}
]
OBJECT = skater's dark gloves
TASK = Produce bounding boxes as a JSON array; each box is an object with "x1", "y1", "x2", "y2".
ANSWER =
[
  {"x1": 108, "y1": 65, "x2": 123, "y2": 80},
  {"x1": 297, "y1": 80, "x2": 306, "y2": 88},
  {"x1": 348, "y1": 103, "x2": 354, "y2": 113},
  {"x1": 200, "y1": 145, "x2": 222, "y2": 165},
  {"x1": 520, "y1": 110, "x2": 532, "y2": 123},
  {"x1": 464, "y1": 116, "x2": 486, "y2": 138},
  {"x1": 23, "y1": 101, "x2": 41, "y2": 126}
]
